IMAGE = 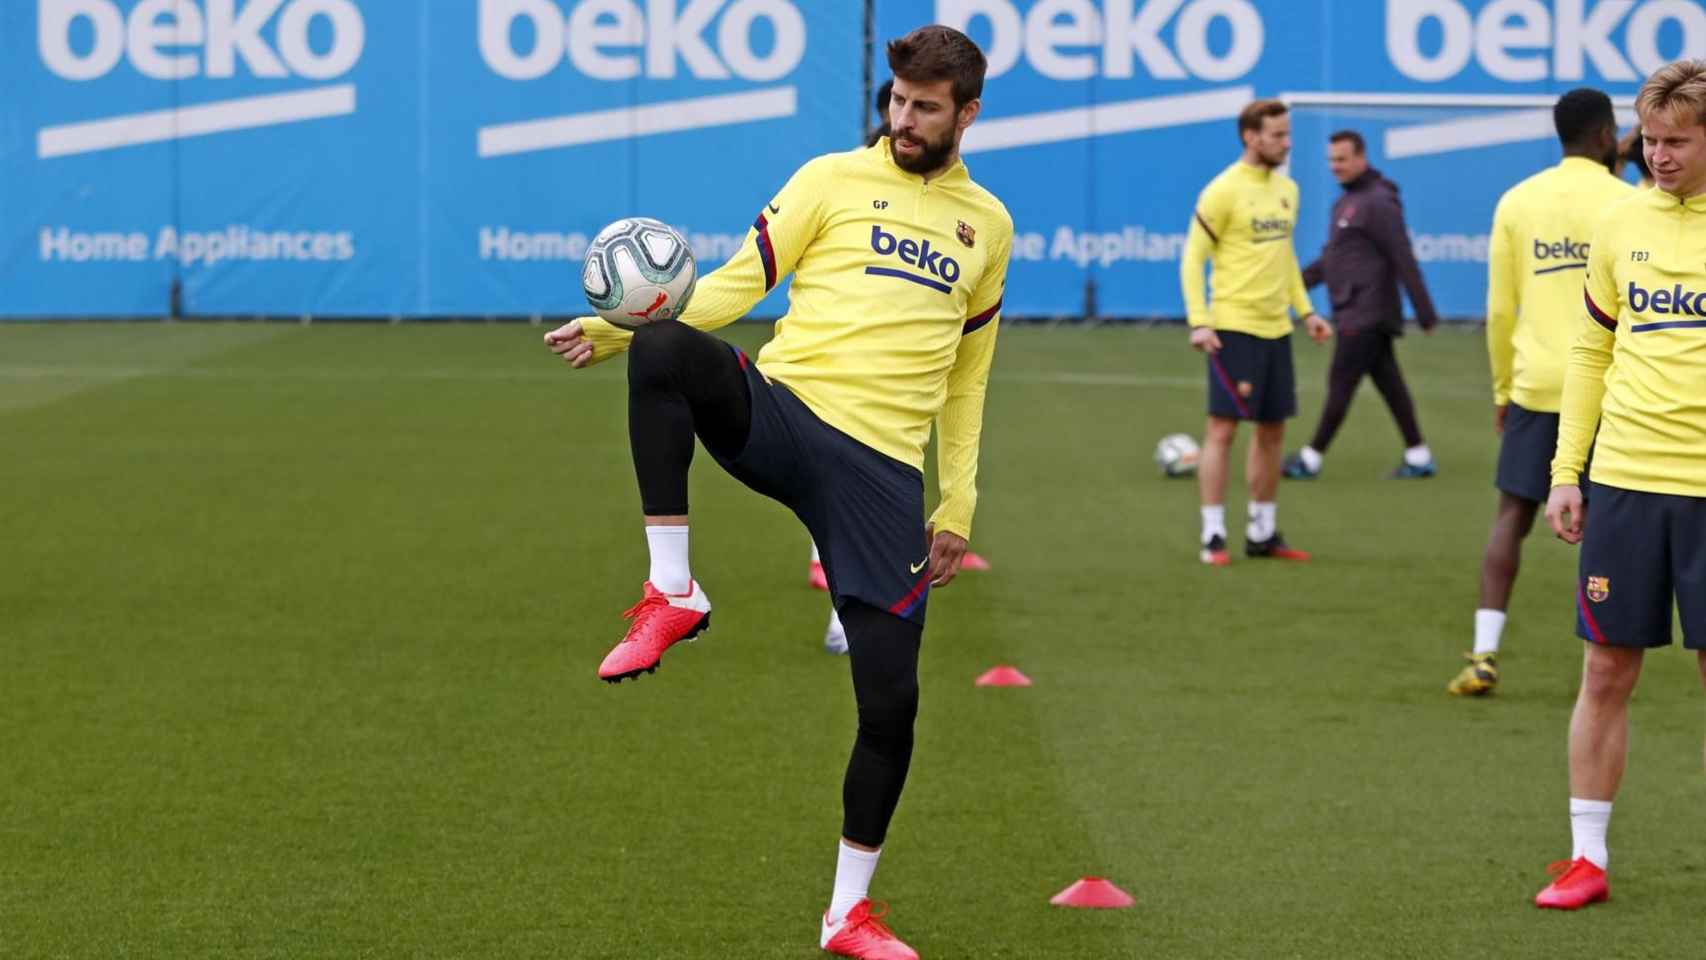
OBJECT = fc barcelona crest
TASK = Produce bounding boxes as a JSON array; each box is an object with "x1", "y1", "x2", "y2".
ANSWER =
[
  {"x1": 956, "y1": 220, "x2": 976, "y2": 247},
  {"x1": 1586, "y1": 576, "x2": 1610, "y2": 603}
]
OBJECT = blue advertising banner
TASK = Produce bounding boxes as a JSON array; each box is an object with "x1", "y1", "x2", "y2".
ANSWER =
[{"x1": 2, "y1": 1, "x2": 1703, "y2": 318}]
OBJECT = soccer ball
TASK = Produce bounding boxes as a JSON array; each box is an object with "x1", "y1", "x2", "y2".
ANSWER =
[
  {"x1": 1154, "y1": 433, "x2": 1200, "y2": 478},
  {"x1": 581, "y1": 217, "x2": 697, "y2": 330}
]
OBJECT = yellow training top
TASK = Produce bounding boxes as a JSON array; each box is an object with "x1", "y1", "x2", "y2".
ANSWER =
[
  {"x1": 578, "y1": 139, "x2": 1013, "y2": 540},
  {"x1": 1552, "y1": 187, "x2": 1706, "y2": 497},
  {"x1": 1181, "y1": 160, "x2": 1315, "y2": 339},
  {"x1": 1486, "y1": 156, "x2": 1634, "y2": 411}
]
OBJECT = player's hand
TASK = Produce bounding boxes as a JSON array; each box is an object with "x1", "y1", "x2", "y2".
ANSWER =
[
  {"x1": 1546, "y1": 484, "x2": 1585, "y2": 545},
  {"x1": 1304, "y1": 313, "x2": 1333, "y2": 344},
  {"x1": 1494, "y1": 404, "x2": 1508, "y2": 435},
  {"x1": 544, "y1": 319, "x2": 594, "y2": 368},
  {"x1": 924, "y1": 524, "x2": 968, "y2": 588},
  {"x1": 1189, "y1": 326, "x2": 1222, "y2": 354}
]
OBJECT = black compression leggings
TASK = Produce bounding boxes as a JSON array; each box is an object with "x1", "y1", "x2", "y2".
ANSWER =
[
  {"x1": 840, "y1": 601, "x2": 923, "y2": 848},
  {"x1": 627, "y1": 323, "x2": 924, "y2": 847},
  {"x1": 626, "y1": 321, "x2": 751, "y2": 516}
]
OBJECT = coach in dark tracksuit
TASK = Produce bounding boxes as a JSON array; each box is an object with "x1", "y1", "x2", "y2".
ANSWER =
[{"x1": 1284, "y1": 129, "x2": 1442, "y2": 480}]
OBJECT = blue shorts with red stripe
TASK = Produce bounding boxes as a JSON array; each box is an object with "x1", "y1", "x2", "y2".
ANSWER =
[
  {"x1": 1205, "y1": 331, "x2": 1296, "y2": 422},
  {"x1": 710, "y1": 348, "x2": 931, "y2": 625},
  {"x1": 1575, "y1": 482, "x2": 1706, "y2": 649}
]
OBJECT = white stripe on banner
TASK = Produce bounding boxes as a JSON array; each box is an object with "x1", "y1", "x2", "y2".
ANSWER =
[
  {"x1": 961, "y1": 86, "x2": 1255, "y2": 154},
  {"x1": 478, "y1": 87, "x2": 798, "y2": 158},
  {"x1": 37, "y1": 85, "x2": 357, "y2": 160},
  {"x1": 1386, "y1": 107, "x2": 1638, "y2": 159}
]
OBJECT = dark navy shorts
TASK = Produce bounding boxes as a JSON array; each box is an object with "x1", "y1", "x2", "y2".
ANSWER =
[
  {"x1": 1206, "y1": 331, "x2": 1296, "y2": 422},
  {"x1": 1496, "y1": 402, "x2": 1563, "y2": 503},
  {"x1": 1575, "y1": 482, "x2": 1706, "y2": 650},
  {"x1": 711, "y1": 348, "x2": 932, "y2": 625}
]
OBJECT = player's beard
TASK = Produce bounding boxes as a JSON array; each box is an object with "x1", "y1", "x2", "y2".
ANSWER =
[{"x1": 890, "y1": 128, "x2": 956, "y2": 175}]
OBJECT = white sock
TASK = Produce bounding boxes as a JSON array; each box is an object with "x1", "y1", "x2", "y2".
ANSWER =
[
  {"x1": 1299, "y1": 446, "x2": 1323, "y2": 471},
  {"x1": 1570, "y1": 798, "x2": 1612, "y2": 869},
  {"x1": 1473, "y1": 609, "x2": 1506, "y2": 655},
  {"x1": 645, "y1": 525, "x2": 691, "y2": 595},
  {"x1": 1200, "y1": 505, "x2": 1227, "y2": 544},
  {"x1": 827, "y1": 841, "x2": 880, "y2": 924},
  {"x1": 810, "y1": 540, "x2": 821, "y2": 564},
  {"x1": 1405, "y1": 444, "x2": 1432, "y2": 467},
  {"x1": 1247, "y1": 501, "x2": 1276, "y2": 542}
]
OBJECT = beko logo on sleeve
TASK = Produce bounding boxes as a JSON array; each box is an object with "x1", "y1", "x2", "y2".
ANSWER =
[{"x1": 35, "y1": 0, "x2": 364, "y2": 159}]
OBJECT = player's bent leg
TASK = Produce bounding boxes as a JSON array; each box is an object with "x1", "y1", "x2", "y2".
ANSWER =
[
  {"x1": 1369, "y1": 338, "x2": 1433, "y2": 478},
  {"x1": 1288, "y1": 334, "x2": 1361, "y2": 478},
  {"x1": 599, "y1": 322, "x2": 750, "y2": 683},
  {"x1": 821, "y1": 601, "x2": 921, "y2": 960}
]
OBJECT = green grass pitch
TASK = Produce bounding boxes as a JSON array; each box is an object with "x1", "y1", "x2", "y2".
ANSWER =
[{"x1": 2, "y1": 322, "x2": 1701, "y2": 958}]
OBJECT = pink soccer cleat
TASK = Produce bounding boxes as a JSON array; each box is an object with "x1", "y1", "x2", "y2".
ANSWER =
[
  {"x1": 596, "y1": 581, "x2": 711, "y2": 683},
  {"x1": 809, "y1": 561, "x2": 829, "y2": 591},
  {"x1": 820, "y1": 900, "x2": 918, "y2": 960},
  {"x1": 1534, "y1": 858, "x2": 1608, "y2": 910}
]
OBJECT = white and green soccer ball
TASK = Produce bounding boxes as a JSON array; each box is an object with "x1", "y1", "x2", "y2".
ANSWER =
[
  {"x1": 1154, "y1": 433, "x2": 1200, "y2": 478},
  {"x1": 581, "y1": 217, "x2": 697, "y2": 330}
]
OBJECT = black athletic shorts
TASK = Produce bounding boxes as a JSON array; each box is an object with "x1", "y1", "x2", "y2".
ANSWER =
[
  {"x1": 1206, "y1": 331, "x2": 1296, "y2": 422},
  {"x1": 1575, "y1": 482, "x2": 1706, "y2": 649},
  {"x1": 711, "y1": 347, "x2": 932, "y2": 625},
  {"x1": 1496, "y1": 402, "x2": 1563, "y2": 503}
]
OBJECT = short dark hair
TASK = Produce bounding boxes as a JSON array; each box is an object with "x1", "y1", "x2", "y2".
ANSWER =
[
  {"x1": 1328, "y1": 129, "x2": 1366, "y2": 154},
  {"x1": 1238, "y1": 99, "x2": 1289, "y2": 141},
  {"x1": 886, "y1": 26, "x2": 986, "y2": 108},
  {"x1": 1555, "y1": 88, "x2": 1616, "y2": 148}
]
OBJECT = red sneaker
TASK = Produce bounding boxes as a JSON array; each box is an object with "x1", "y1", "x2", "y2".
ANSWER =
[
  {"x1": 960, "y1": 551, "x2": 991, "y2": 571},
  {"x1": 821, "y1": 900, "x2": 917, "y2": 960},
  {"x1": 596, "y1": 581, "x2": 711, "y2": 683},
  {"x1": 1246, "y1": 532, "x2": 1310, "y2": 561},
  {"x1": 1200, "y1": 534, "x2": 1231, "y2": 566},
  {"x1": 1534, "y1": 858, "x2": 1608, "y2": 910},
  {"x1": 809, "y1": 561, "x2": 829, "y2": 591}
]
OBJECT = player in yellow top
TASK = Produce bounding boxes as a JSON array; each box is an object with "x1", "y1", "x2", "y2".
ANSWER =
[
  {"x1": 1449, "y1": 89, "x2": 1632, "y2": 697},
  {"x1": 1533, "y1": 60, "x2": 1706, "y2": 912},
  {"x1": 1180, "y1": 99, "x2": 1331, "y2": 566},
  {"x1": 544, "y1": 26, "x2": 1008, "y2": 959}
]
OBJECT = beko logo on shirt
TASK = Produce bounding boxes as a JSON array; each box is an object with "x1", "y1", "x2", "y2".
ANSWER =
[
  {"x1": 1251, "y1": 217, "x2": 1291, "y2": 235},
  {"x1": 868, "y1": 225, "x2": 962, "y2": 293},
  {"x1": 1628, "y1": 281, "x2": 1706, "y2": 316},
  {"x1": 1535, "y1": 237, "x2": 1589, "y2": 260}
]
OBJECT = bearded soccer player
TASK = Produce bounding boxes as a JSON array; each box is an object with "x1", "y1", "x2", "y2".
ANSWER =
[
  {"x1": 1181, "y1": 99, "x2": 1332, "y2": 565},
  {"x1": 1447, "y1": 89, "x2": 1632, "y2": 697},
  {"x1": 544, "y1": 26, "x2": 1010, "y2": 957},
  {"x1": 1534, "y1": 60, "x2": 1706, "y2": 911}
]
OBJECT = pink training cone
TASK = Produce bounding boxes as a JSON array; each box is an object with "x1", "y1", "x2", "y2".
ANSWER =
[
  {"x1": 975, "y1": 665, "x2": 1032, "y2": 687},
  {"x1": 960, "y1": 551, "x2": 992, "y2": 571},
  {"x1": 1050, "y1": 877, "x2": 1136, "y2": 909}
]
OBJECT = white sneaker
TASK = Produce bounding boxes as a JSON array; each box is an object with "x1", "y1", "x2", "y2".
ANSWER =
[{"x1": 823, "y1": 607, "x2": 848, "y2": 655}]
